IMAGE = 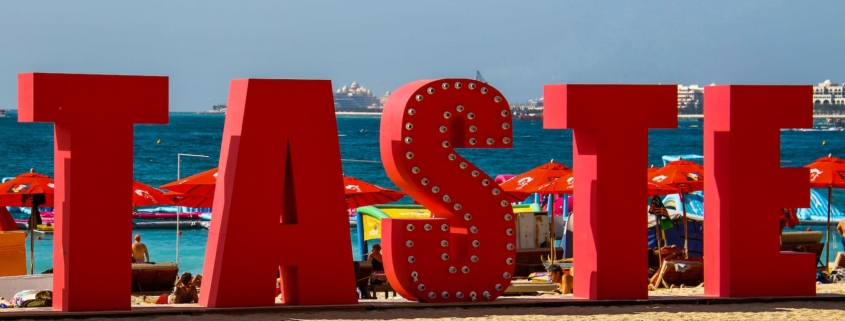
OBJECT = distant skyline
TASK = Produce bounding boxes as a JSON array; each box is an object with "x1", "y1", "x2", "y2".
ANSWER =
[{"x1": 1, "y1": 1, "x2": 844, "y2": 111}]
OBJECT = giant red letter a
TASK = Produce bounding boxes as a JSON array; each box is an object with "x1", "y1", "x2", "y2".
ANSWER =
[
  {"x1": 18, "y1": 73, "x2": 169, "y2": 311},
  {"x1": 200, "y1": 79, "x2": 357, "y2": 307}
]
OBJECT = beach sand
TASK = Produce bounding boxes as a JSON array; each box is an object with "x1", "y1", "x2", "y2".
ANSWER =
[{"x1": 101, "y1": 283, "x2": 845, "y2": 321}]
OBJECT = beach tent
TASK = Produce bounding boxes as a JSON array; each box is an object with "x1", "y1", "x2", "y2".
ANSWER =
[{"x1": 0, "y1": 206, "x2": 26, "y2": 276}]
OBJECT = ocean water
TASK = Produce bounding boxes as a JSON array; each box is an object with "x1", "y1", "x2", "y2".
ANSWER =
[{"x1": 2, "y1": 112, "x2": 845, "y2": 275}]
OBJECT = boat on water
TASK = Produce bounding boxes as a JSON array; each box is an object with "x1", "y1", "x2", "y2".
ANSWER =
[{"x1": 0, "y1": 109, "x2": 6, "y2": 117}]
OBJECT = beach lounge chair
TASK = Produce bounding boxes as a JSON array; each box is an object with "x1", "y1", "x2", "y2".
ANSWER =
[
  {"x1": 833, "y1": 252, "x2": 845, "y2": 270},
  {"x1": 650, "y1": 258, "x2": 703, "y2": 289},
  {"x1": 514, "y1": 248, "x2": 563, "y2": 277},
  {"x1": 780, "y1": 231, "x2": 825, "y2": 268},
  {"x1": 131, "y1": 262, "x2": 178, "y2": 292},
  {"x1": 355, "y1": 261, "x2": 395, "y2": 299}
]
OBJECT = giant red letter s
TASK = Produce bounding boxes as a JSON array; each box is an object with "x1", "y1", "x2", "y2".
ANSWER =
[
  {"x1": 543, "y1": 85, "x2": 677, "y2": 300},
  {"x1": 380, "y1": 79, "x2": 515, "y2": 302},
  {"x1": 200, "y1": 79, "x2": 357, "y2": 307},
  {"x1": 17, "y1": 73, "x2": 169, "y2": 311},
  {"x1": 703, "y1": 85, "x2": 815, "y2": 297}
]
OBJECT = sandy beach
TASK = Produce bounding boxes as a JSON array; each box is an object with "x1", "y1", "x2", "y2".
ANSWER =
[{"x1": 67, "y1": 283, "x2": 840, "y2": 321}]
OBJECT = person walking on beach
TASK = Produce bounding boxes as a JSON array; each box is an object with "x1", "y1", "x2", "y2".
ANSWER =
[{"x1": 132, "y1": 234, "x2": 150, "y2": 263}]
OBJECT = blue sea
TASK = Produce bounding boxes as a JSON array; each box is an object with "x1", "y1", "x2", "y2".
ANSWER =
[{"x1": 1, "y1": 112, "x2": 845, "y2": 275}]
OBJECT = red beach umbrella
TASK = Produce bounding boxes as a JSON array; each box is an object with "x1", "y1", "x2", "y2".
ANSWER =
[
  {"x1": 647, "y1": 159, "x2": 704, "y2": 258},
  {"x1": 166, "y1": 191, "x2": 214, "y2": 208},
  {"x1": 160, "y1": 167, "x2": 218, "y2": 198},
  {"x1": 0, "y1": 169, "x2": 53, "y2": 274},
  {"x1": 535, "y1": 172, "x2": 680, "y2": 197},
  {"x1": 343, "y1": 176, "x2": 406, "y2": 209},
  {"x1": 162, "y1": 174, "x2": 406, "y2": 210},
  {"x1": 499, "y1": 160, "x2": 572, "y2": 202},
  {"x1": 0, "y1": 169, "x2": 54, "y2": 207},
  {"x1": 132, "y1": 181, "x2": 174, "y2": 207},
  {"x1": 804, "y1": 154, "x2": 845, "y2": 266}
]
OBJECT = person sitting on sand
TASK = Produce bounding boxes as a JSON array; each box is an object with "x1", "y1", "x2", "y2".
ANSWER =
[
  {"x1": 131, "y1": 234, "x2": 150, "y2": 263},
  {"x1": 838, "y1": 218, "x2": 845, "y2": 250},
  {"x1": 367, "y1": 244, "x2": 384, "y2": 272},
  {"x1": 547, "y1": 264, "x2": 573, "y2": 294},
  {"x1": 170, "y1": 272, "x2": 199, "y2": 304}
]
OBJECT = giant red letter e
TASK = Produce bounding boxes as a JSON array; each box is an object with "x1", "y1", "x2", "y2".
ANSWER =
[
  {"x1": 200, "y1": 79, "x2": 357, "y2": 307},
  {"x1": 703, "y1": 85, "x2": 815, "y2": 297},
  {"x1": 18, "y1": 73, "x2": 169, "y2": 311}
]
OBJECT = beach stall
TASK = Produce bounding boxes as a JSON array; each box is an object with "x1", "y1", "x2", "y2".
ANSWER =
[{"x1": 355, "y1": 204, "x2": 548, "y2": 277}]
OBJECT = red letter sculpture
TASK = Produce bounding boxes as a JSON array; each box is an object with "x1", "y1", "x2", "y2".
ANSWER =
[
  {"x1": 543, "y1": 84, "x2": 677, "y2": 300},
  {"x1": 380, "y1": 79, "x2": 515, "y2": 302},
  {"x1": 18, "y1": 73, "x2": 168, "y2": 311},
  {"x1": 200, "y1": 79, "x2": 357, "y2": 307},
  {"x1": 703, "y1": 85, "x2": 815, "y2": 297}
]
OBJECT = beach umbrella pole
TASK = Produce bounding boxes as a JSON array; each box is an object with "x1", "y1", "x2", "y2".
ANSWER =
[
  {"x1": 680, "y1": 188, "x2": 689, "y2": 259},
  {"x1": 29, "y1": 204, "x2": 35, "y2": 275},
  {"x1": 827, "y1": 186, "x2": 832, "y2": 269},
  {"x1": 655, "y1": 216, "x2": 663, "y2": 263}
]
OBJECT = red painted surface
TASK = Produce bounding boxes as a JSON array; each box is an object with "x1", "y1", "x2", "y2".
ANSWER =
[
  {"x1": 200, "y1": 79, "x2": 356, "y2": 307},
  {"x1": 703, "y1": 85, "x2": 815, "y2": 297},
  {"x1": 543, "y1": 84, "x2": 677, "y2": 300},
  {"x1": 380, "y1": 79, "x2": 515, "y2": 302},
  {"x1": 17, "y1": 73, "x2": 168, "y2": 311}
]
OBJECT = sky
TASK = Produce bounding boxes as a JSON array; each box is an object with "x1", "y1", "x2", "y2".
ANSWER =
[{"x1": 1, "y1": 1, "x2": 843, "y2": 111}]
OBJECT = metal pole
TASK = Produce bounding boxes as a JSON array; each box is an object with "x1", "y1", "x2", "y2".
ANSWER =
[
  {"x1": 175, "y1": 153, "x2": 209, "y2": 267},
  {"x1": 176, "y1": 155, "x2": 181, "y2": 266},
  {"x1": 680, "y1": 186, "x2": 689, "y2": 259},
  {"x1": 827, "y1": 186, "x2": 833, "y2": 269}
]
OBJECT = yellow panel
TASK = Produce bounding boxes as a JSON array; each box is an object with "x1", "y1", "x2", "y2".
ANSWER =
[
  {"x1": 380, "y1": 208, "x2": 431, "y2": 219},
  {"x1": 362, "y1": 215, "x2": 382, "y2": 241},
  {"x1": 0, "y1": 231, "x2": 27, "y2": 277}
]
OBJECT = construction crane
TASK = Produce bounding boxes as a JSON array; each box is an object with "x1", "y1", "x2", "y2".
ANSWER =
[{"x1": 475, "y1": 71, "x2": 487, "y2": 83}]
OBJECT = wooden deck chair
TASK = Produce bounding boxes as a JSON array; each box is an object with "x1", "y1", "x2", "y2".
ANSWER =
[
  {"x1": 780, "y1": 231, "x2": 825, "y2": 267},
  {"x1": 131, "y1": 262, "x2": 179, "y2": 292},
  {"x1": 834, "y1": 252, "x2": 845, "y2": 270},
  {"x1": 650, "y1": 259, "x2": 703, "y2": 289}
]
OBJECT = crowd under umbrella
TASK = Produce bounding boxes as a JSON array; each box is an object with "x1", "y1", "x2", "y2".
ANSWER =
[
  {"x1": 0, "y1": 169, "x2": 54, "y2": 274},
  {"x1": 804, "y1": 154, "x2": 845, "y2": 267},
  {"x1": 647, "y1": 158, "x2": 704, "y2": 258}
]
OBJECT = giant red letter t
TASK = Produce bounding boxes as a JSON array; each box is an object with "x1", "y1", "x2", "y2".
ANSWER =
[
  {"x1": 17, "y1": 73, "x2": 168, "y2": 311},
  {"x1": 544, "y1": 84, "x2": 677, "y2": 300}
]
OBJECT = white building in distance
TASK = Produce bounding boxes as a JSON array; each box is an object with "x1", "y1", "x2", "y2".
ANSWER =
[
  {"x1": 334, "y1": 82, "x2": 381, "y2": 110},
  {"x1": 814, "y1": 80, "x2": 845, "y2": 105},
  {"x1": 677, "y1": 84, "x2": 704, "y2": 109}
]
